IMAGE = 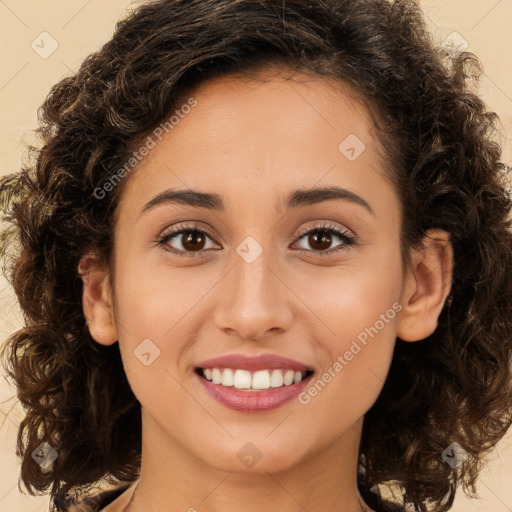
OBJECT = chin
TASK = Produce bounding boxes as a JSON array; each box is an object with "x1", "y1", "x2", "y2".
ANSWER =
[{"x1": 194, "y1": 437, "x2": 308, "y2": 475}]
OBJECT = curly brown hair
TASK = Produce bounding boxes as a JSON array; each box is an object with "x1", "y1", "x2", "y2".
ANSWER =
[{"x1": 1, "y1": 0, "x2": 511, "y2": 511}]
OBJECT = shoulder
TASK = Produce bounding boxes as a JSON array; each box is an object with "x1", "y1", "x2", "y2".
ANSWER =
[{"x1": 51, "y1": 482, "x2": 134, "y2": 512}]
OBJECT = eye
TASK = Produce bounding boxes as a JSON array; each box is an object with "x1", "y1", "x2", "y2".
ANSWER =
[
  {"x1": 156, "y1": 224, "x2": 220, "y2": 258},
  {"x1": 291, "y1": 222, "x2": 356, "y2": 255},
  {"x1": 155, "y1": 221, "x2": 356, "y2": 258}
]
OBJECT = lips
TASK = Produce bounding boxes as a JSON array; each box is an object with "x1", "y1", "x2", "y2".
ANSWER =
[
  {"x1": 194, "y1": 353, "x2": 316, "y2": 412},
  {"x1": 195, "y1": 353, "x2": 314, "y2": 372}
]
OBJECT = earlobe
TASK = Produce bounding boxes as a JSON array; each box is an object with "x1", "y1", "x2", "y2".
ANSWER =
[
  {"x1": 396, "y1": 229, "x2": 453, "y2": 342},
  {"x1": 78, "y1": 253, "x2": 119, "y2": 346}
]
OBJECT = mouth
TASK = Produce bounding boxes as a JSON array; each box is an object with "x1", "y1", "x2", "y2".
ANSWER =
[
  {"x1": 194, "y1": 367, "x2": 315, "y2": 392},
  {"x1": 195, "y1": 366, "x2": 315, "y2": 412},
  {"x1": 193, "y1": 353, "x2": 316, "y2": 411}
]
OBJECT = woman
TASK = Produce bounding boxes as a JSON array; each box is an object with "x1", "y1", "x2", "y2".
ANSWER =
[{"x1": 1, "y1": 0, "x2": 511, "y2": 511}]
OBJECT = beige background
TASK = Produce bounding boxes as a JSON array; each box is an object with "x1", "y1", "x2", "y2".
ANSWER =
[{"x1": 1, "y1": 1, "x2": 511, "y2": 511}]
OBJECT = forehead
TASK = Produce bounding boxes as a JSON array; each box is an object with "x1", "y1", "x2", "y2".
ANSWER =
[{"x1": 116, "y1": 71, "x2": 393, "y2": 217}]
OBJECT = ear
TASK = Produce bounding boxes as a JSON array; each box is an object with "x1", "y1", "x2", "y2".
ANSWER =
[
  {"x1": 396, "y1": 229, "x2": 453, "y2": 342},
  {"x1": 78, "y1": 253, "x2": 118, "y2": 346}
]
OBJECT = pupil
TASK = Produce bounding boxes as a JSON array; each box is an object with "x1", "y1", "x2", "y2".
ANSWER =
[
  {"x1": 310, "y1": 231, "x2": 331, "y2": 251},
  {"x1": 184, "y1": 231, "x2": 204, "y2": 251}
]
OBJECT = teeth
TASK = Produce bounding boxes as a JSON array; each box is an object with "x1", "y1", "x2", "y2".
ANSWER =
[
  {"x1": 211, "y1": 368, "x2": 222, "y2": 384},
  {"x1": 283, "y1": 370, "x2": 295, "y2": 385},
  {"x1": 221, "y1": 368, "x2": 234, "y2": 387},
  {"x1": 200, "y1": 367, "x2": 311, "y2": 391},
  {"x1": 252, "y1": 370, "x2": 270, "y2": 389},
  {"x1": 270, "y1": 369, "x2": 283, "y2": 388},
  {"x1": 233, "y1": 369, "x2": 251, "y2": 389}
]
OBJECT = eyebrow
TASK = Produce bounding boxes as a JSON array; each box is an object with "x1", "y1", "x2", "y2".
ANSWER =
[{"x1": 139, "y1": 185, "x2": 374, "y2": 217}]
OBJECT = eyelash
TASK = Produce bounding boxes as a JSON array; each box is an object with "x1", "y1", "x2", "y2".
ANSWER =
[{"x1": 155, "y1": 222, "x2": 356, "y2": 258}]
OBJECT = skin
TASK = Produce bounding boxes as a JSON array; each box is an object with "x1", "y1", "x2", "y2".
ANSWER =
[{"x1": 80, "y1": 69, "x2": 453, "y2": 512}]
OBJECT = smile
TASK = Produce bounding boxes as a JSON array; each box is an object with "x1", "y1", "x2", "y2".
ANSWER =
[
  {"x1": 195, "y1": 367, "x2": 315, "y2": 412},
  {"x1": 196, "y1": 367, "x2": 315, "y2": 391}
]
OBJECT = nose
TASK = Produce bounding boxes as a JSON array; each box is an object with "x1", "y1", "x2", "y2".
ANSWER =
[{"x1": 213, "y1": 239, "x2": 294, "y2": 341}]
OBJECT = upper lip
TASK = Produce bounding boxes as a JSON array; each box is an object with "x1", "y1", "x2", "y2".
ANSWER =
[{"x1": 195, "y1": 353, "x2": 314, "y2": 372}]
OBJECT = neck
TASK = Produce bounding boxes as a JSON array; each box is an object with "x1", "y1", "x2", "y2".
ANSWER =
[{"x1": 123, "y1": 411, "x2": 371, "y2": 512}]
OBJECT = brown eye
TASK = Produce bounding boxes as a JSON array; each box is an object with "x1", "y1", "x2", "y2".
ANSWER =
[
  {"x1": 306, "y1": 230, "x2": 333, "y2": 251},
  {"x1": 180, "y1": 230, "x2": 207, "y2": 251},
  {"x1": 157, "y1": 227, "x2": 219, "y2": 257},
  {"x1": 292, "y1": 224, "x2": 355, "y2": 255}
]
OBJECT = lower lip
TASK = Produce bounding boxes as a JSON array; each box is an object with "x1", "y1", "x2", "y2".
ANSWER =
[{"x1": 196, "y1": 372, "x2": 314, "y2": 412}]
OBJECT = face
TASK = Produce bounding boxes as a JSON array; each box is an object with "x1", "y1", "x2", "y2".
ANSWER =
[{"x1": 95, "y1": 71, "x2": 410, "y2": 474}]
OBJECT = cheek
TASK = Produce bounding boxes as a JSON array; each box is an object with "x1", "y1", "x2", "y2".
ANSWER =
[
  {"x1": 294, "y1": 251, "x2": 402, "y2": 414},
  {"x1": 297, "y1": 245, "x2": 403, "y2": 348},
  {"x1": 113, "y1": 261, "x2": 229, "y2": 409},
  {"x1": 114, "y1": 273, "x2": 196, "y2": 416},
  {"x1": 114, "y1": 256, "x2": 209, "y2": 341}
]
